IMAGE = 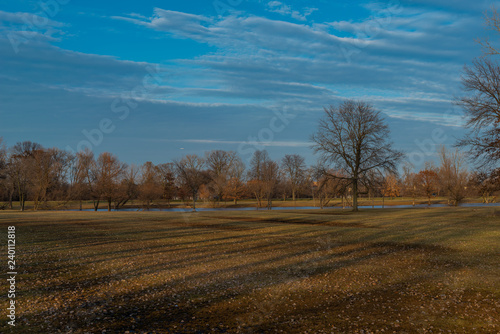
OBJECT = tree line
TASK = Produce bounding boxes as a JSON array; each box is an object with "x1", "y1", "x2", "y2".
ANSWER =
[{"x1": 0, "y1": 137, "x2": 498, "y2": 211}]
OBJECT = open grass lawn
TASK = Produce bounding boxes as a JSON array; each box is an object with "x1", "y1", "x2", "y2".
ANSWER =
[
  {"x1": 0, "y1": 208, "x2": 499, "y2": 333},
  {"x1": 1, "y1": 196, "x2": 494, "y2": 211}
]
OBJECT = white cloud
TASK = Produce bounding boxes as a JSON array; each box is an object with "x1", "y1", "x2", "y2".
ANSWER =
[
  {"x1": 265, "y1": 1, "x2": 317, "y2": 21},
  {"x1": 112, "y1": 8, "x2": 213, "y2": 39},
  {"x1": 0, "y1": 10, "x2": 67, "y2": 48},
  {"x1": 173, "y1": 139, "x2": 311, "y2": 147},
  {"x1": 107, "y1": 5, "x2": 480, "y2": 129},
  {"x1": 0, "y1": 10, "x2": 64, "y2": 27}
]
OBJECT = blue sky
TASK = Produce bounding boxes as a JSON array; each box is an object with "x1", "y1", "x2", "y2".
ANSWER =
[{"x1": 0, "y1": 0, "x2": 497, "y2": 169}]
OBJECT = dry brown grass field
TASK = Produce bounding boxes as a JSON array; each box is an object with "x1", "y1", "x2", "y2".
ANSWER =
[
  {"x1": 0, "y1": 207, "x2": 499, "y2": 333},
  {"x1": 1, "y1": 196, "x2": 495, "y2": 211}
]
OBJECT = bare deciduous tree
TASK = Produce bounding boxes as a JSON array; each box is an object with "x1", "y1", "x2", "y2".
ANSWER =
[
  {"x1": 247, "y1": 150, "x2": 270, "y2": 208},
  {"x1": 139, "y1": 162, "x2": 162, "y2": 210},
  {"x1": 416, "y1": 165, "x2": 439, "y2": 206},
  {"x1": 438, "y1": 146, "x2": 470, "y2": 206},
  {"x1": 205, "y1": 150, "x2": 244, "y2": 205},
  {"x1": 456, "y1": 8, "x2": 500, "y2": 167},
  {"x1": 382, "y1": 172, "x2": 400, "y2": 200},
  {"x1": 456, "y1": 58, "x2": 500, "y2": 166},
  {"x1": 312, "y1": 167, "x2": 350, "y2": 209},
  {"x1": 94, "y1": 152, "x2": 127, "y2": 211},
  {"x1": 0, "y1": 138, "x2": 6, "y2": 178},
  {"x1": 223, "y1": 177, "x2": 247, "y2": 205},
  {"x1": 9, "y1": 141, "x2": 43, "y2": 211},
  {"x1": 77, "y1": 150, "x2": 100, "y2": 211},
  {"x1": 402, "y1": 162, "x2": 418, "y2": 206},
  {"x1": 114, "y1": 164, "x2": 139, "y2": 210},
  {"x1": 470, "y1": 170, "x2": 500, "y2": 203},
  {"x1": 31, "y1": 148, "x2": 71, "y2": 210},
  {"x1": 0, "y1": 138, "x2": 7, "y2": 209},
  {"x1": 175, "y1": 155, "x2": 209, "y2": 211},
  {"x1": 478, "y1": 7, "x2": 500, "y2": 56},
  {"x1": 157, "y1": 163, "x2": 177, "y2": 207},
  {"x1": 311, "y1": 100, "x2": 404, "y2": 211},
  {"x1": 261, "y1": 159, "x2": 280, "y2": 210},
  {"x1": 281, "y1": 154, "x2": 306, "y2": 204},
  {"x1": 68, "y1": 150, "x2": 91, "y2": 210}
]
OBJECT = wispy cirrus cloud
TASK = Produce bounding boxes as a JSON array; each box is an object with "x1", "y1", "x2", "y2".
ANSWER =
[
  {"x1": 109, "y1": 6, "x2": 475, "y2": 125},
  {"x1": 0, "y1": 10, "x2": 66, "y2": 44},
  {"x1": 112, "y1": 9, "x2": 213, "y2": 39},
  {"x1": 265, "y1": 1, "x2": 317, "y2": 21},
  {"x1": 173, "y1": 139, "x2": 310, "y2": 147},
  {"x1": 0, "y1": 10, "x2": 64, "y2": 27}
]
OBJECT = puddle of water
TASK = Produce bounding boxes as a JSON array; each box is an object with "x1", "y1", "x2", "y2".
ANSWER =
[{"x1": 66, "y1": 202, "x2": 500, "y2": 212}]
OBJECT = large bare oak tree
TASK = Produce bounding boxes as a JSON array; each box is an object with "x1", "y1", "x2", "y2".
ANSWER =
[
  {"x1": 456, "y1": 58, "x2": 500, "y2": 166},
  {"x1": 311, "y1": 100, "x2": 403, "y2": 211},
  {"x1": 456, "y1": 8, "x2": 500, "y2": 167}
]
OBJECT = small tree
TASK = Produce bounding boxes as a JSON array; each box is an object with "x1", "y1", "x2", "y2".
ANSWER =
[
  {"x1": 281, "y1": 154, "x2": 306, "y2": 204},
  {"x1": 157, "y1": 163, "x2": 177, "y2": 207},
  {"x1": 313, "y1": 168, "x2": 350, "y2": 209},
  {"x1": 402, "y1": 162, "x2": 418, "y2": 206},
  {"x1": 114, "y1": 164, "x2": 139, "y2": 209},
  {"x1": 77, "y1": 150, "x2": 101, "y2": 211},
  {"x1": 205, "y1": 150, "x2": 244, "y2": 205},
  {"x1": 139, "y1": 162, "x2": 162, "y2": 210},
  {"x1": 30, "y1": 148, "x2": 71, "y2": 210},
  {"x1": 223, "y1": 177, "x2": 247, "y2": 205},
  {"x1": 382, "y1": 173, "x2": 400, "y2": 200},
  {"x1": 9, "y1": 141, "x2": 43, "y2": 211},
  {"x1": 175, "y1": 155, "x2": 209, "y2": 211},
  {"x1": 247, "y1": 150, "x2": 270, "y2": 208},
  {"x1": 438, "y1": 146, "x2": 469, "y2": 206},
  {"x1": 261, "y1": 160, "x2": 280, "y2": 210},
  {"x1": 0, "y1": 138, "x2": 8, "y2": 208},
  {"x1": 416, "y1": 166, "x2": 439, "y2": 205},
  {"x1": 94, "y1": 152, "x2": 127, "y2": 211},
  {"x1": 470, "y1": 170, "x2": 500, "y2": 203}
]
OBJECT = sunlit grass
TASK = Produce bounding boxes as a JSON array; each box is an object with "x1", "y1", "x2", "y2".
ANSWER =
[
  {"x1": 0, "y1": 207, "x2": 499, "y2": 333},
  {"x1": 0, "y1": 195, "x2": 494, "y2": 211}
]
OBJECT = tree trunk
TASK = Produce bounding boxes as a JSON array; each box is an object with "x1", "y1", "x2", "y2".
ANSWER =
[
  {"x1": 79, "y1": 200, "x2": 82, "y2": 211},
  {"x1": 8, "y1": 188, "x2": 13, "y2": 209},
  {"x1": 192, "y1": 192, "x2": 197, "y2": 211},
  {"x1": 20, "y1": 194, "x2": 25, "y2": 212},
  {"x1": 483, "y1": 192, "x2": 489, "y2": 204},
  {"x1": 108, "y1": 198, "x2": 112, "y2": 211},
  {"x1": 352, "y1": 179, "x2": 358, "y2": 212}
]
